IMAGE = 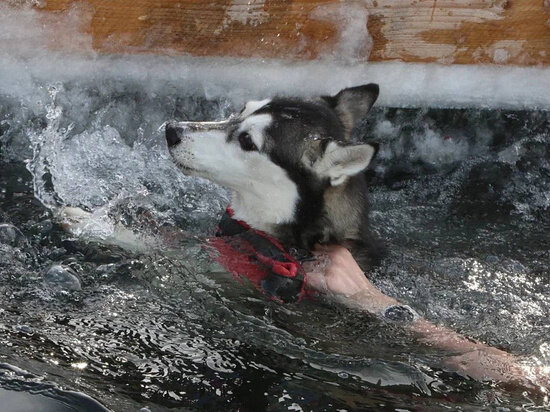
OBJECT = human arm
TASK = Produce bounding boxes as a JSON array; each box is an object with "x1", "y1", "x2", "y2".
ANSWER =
[{"x1": 303, "y1": 244, "x2": 548, "y2": 390}]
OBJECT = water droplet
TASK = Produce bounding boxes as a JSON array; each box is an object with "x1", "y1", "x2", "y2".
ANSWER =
[
  {"x1": 0, "y1": 224, "x2": 27, "y2": 247},
  {"x1": 45, "y1": 265, "x2": 81, "y2": 291}
]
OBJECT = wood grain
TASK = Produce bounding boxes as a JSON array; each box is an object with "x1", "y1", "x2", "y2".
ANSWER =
[{"x1": 30, "y1": 0, "x2": 550, "y2": 66}]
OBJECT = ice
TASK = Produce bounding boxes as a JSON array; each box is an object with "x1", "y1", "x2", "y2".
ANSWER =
[
  {"x1": 3, "y1": 52, "x2": 550, "y2": 111},
  {"x1": 309, "y1": 1, "x2": 373, "y2": 62},
  {"x1": 0, "y1": 3, "x2": 92, "y2": 58},
  {"x1": 493, "y1": 48, "x2": 510, "y2": 64},
  {"x1": 223, "y1": 0, "x2": 269, "y2": 28},
  {"x1": 1, "y1": 4, "x2": 550, "y2": 111}
]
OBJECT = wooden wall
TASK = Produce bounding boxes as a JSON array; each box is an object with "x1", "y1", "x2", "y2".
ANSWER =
[{"x1": 32, "y1": 0, "x2": 550, "y2": 66}]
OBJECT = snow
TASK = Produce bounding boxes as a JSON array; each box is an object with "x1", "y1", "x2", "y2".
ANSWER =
[
  {"x1": 2, "y1": 53, "x2": 550, "y2": 111},
  {"x1": 1, "y1": 4, "x2": 550, "y2": 110},
  {"x1": 309, "y1": 1, "x2": 373, "y2": 62}
]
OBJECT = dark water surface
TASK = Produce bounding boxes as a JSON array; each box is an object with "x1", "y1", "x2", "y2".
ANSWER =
[{"x1": 1, "y1": 77, "x2": 549, "y2": 411}]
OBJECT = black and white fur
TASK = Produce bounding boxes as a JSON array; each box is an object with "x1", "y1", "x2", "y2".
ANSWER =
[{"x1": 165, "y1": 84, "x2": 384, "y2": 266}]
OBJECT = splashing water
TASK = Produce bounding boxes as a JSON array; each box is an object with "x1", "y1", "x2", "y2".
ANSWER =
[
  {"x1": 1, "y1": 6, "x2": 550, "y2": 412},
  {"x1": 2, "y1": 74, "x2": 549, "y2": 410}
]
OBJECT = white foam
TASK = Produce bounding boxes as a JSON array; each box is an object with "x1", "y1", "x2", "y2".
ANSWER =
[{"x1": 414, "y1": 128, "x2": 469, "y2": 166}]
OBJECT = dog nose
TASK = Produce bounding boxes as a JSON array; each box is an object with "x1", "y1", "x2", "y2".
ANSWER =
[{"x1": 165, "y1": 123, "x2": 182, "y2": 148}]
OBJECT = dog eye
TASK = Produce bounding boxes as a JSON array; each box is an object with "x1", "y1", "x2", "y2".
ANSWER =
[{"x1": 238, "y1": 132, "x2": 257, "y2": 151}]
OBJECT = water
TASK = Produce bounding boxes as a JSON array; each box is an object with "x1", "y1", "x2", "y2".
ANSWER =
[{"x1": 1, "y1": 66, "x2": 550, "y2": 411}]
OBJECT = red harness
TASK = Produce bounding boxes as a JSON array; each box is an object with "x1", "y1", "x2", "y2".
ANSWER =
[{"x1": 208, "y1": 208, "x2": 307, "y2": 303}]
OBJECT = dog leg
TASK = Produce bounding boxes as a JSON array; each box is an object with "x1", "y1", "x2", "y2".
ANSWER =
[{"x1": 58, "y1": 207, "x2": 160, "y2": 253}]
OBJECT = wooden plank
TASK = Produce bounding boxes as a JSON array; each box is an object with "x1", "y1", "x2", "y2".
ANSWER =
[{"x1": 31, "y1": 0, "x2": 550, "y2": 66}]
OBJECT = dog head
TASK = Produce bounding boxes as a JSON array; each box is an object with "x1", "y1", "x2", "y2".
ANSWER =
[{"x1": 165, "y1": 84, "x2": 379, "y2": 239}]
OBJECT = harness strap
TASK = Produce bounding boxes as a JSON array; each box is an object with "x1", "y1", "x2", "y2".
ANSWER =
[{"x1": 209, "y1": 209, "x2": 307, "y2": 303}]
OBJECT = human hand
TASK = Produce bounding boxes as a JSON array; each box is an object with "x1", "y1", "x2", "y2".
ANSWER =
[
  {"x1": 303, "y1": 244, "x2": 398, "y2": 313},
  {"x1": 303, "y1": 244, "x2": 370, "y2": 296},
  {"x1": 444, "y1": 346, "x2": 549, "y2": 391}
]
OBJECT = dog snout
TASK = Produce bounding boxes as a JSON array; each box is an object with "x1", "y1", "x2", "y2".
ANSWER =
[{"x1": 165, "y1": 123, "x2": 182, "y2": 148}]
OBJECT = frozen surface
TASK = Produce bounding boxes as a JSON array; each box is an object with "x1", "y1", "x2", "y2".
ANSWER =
[
  {"x1": 1, "y1": 4, "x2": 550, "y2": 111},
  {"x1": 3, "y1": 52, "x2": 550, "y2": 111},
  {"x1": 309, "y1": 1, "x2": 373, "y2": 62}
]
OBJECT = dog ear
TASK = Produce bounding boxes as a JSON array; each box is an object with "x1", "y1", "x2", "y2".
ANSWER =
[
  {"x1": 323, "y1": 83, "x2": 379, "y2": 138},
  {"x1": 314, "y1": 142, "x2": 377, "y2": 186}
]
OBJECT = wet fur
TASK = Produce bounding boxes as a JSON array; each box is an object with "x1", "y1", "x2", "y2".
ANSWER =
[
  {"x1": 166, "y1": 84, "x2": 385, "y2": 268},
  {"x1": 276, "y1": 158, "x2": 385, "y2": 267}
]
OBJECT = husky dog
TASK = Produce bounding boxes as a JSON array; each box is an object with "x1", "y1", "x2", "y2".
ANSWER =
[{"x1": 165, "y1": 84, "x2": 384, "y2": 266}]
